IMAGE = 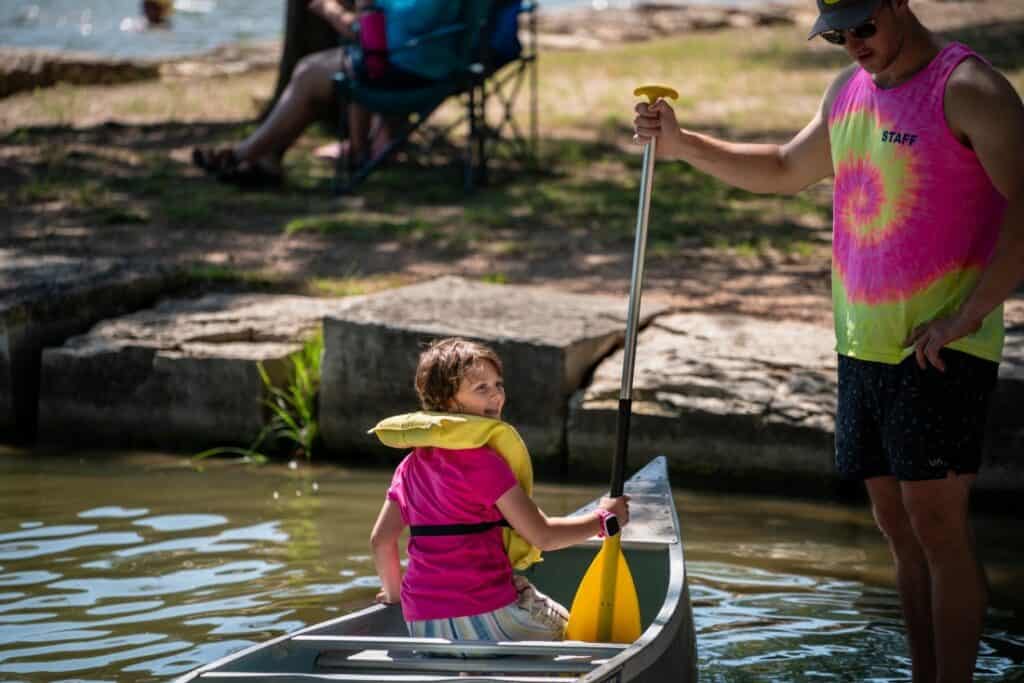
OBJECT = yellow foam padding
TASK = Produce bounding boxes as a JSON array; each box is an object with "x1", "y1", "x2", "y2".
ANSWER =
[
  {"x1": 633, "y1": 84, "x2": 679, "y2": 103},
  {"x1": 369, "y1": 411, "x2": 542, "y2": 570}
]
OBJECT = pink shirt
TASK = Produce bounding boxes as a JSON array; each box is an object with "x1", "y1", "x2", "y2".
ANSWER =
[{"x1": 387, "y1": 445, "x2": 519, "y2": 621}]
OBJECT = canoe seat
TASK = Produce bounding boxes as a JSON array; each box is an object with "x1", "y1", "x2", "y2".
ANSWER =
[{"x1": 297, "y1": 634, "x2": 625, "y2": 675}]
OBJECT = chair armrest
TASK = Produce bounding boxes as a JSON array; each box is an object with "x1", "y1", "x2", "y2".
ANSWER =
[{"x1": 389, "y1": 22, "x2": 466, "y2": 53}]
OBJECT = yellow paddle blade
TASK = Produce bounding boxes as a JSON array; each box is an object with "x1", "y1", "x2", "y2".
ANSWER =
[
  {"x1": 633, "y1": 84, "x2": 679, "y2": 104},
  {"x1": 565, "y1": 536, "x2": 642, "y2": 643}
]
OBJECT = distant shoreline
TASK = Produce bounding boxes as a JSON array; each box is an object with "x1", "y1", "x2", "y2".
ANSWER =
[
  {"x1": 1, "y1": 0, "x2": 801, "y2": 62},
  {"x1": 2, "y1": 2, "x2": 804, "y2": 97}
]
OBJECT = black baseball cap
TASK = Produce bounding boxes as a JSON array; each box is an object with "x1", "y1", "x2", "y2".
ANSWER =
[{"x1": 808, "y1": 0, "x2": 883, "y2": 39}]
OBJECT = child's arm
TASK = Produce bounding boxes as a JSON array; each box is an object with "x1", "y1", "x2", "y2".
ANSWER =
[
  {"x1": 496, "y1": 487, "x2": 630, "y2": 552},
  {"x1": 369, "y1": 499, "x2": 405, "y2": 604}
]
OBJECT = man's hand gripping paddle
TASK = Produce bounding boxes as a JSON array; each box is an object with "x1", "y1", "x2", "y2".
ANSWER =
[{"x1": 565, "y1": 85, "x2": 679, "y2": 644}]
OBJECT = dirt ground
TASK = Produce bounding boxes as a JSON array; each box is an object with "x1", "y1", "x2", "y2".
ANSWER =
[{"x1": 2, "y1": 0, "x2": 1022, "y2": 328}]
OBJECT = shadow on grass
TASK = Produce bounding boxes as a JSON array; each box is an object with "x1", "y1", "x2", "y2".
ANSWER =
[
  {"x1": 2, "y1": 119, "x2": 317, "y2": 230},
  {"x1": 1, "y1": 118, "x2": 832, "y2": 271},
  {"x1": 312, "y1": 133, "x2": 831, "y2": 251}
]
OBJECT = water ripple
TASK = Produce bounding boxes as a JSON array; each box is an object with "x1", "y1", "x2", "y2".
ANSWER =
[
  {"x1": 78, "y1": 507, "x2": 149, "y2": 520},
  {"x1": 0, "y1": 532, "x2": 144, "y2": 560},
  {"x1": 133, "y1": 514, "x2": 227, "y2": 532},
  {"x1": 0, "y1": 573, "x2": 61, "y2": 589},
  {"x1": 0, "y1": 524, "x2": 97, "y2": 543}
]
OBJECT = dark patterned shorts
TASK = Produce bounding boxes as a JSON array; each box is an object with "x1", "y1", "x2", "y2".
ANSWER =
[{"x1": 835, "y1": 350, "x2": 999, "y2": 481}]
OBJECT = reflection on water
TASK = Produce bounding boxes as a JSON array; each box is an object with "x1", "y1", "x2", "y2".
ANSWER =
[{"x1": 0, "y1": 449, "x2": 1021, "y2": 681}]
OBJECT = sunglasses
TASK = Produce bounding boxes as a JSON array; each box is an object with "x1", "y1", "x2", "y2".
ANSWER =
[{"x1": 820, "y1": 19, "x2": 878, "y2": 45}]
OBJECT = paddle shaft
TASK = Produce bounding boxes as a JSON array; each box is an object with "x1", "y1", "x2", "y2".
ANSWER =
[
  {"x1": 611, "y1": 137, "x2": 656, "y2": 497},
  {"x1": 595, "y1": 137, "x2": 656, "y2": 642}
]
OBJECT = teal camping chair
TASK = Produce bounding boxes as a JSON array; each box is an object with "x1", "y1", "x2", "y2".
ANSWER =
[{"x1": 333, "y1": 0, "x2": 537, "y2": 195}]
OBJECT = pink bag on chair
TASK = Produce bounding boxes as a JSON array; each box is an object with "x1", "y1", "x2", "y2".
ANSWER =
[{"x1": 358, "y1": 8, "x2": 388, "y2": 80}]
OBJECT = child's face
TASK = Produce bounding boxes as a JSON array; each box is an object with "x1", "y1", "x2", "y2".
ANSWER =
[{"x1": 449, "y1": 360, "x2": 505, "y2": 419}]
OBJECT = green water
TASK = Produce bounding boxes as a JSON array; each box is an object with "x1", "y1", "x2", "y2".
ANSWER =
[{"x1": 1, "y1": 448, "x2": 1021, "y2": 681}]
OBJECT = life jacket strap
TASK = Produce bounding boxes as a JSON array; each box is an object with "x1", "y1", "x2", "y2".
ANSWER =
[{"x1": 409, "y1": 519, "x2": 511, "y2": 537}]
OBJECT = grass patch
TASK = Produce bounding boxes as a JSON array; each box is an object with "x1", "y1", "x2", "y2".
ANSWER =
[
  {"x1": 194, "y1": 332, "x2": 324, "y2": 464},
  {"x1": 186, "y1": 264, "x2": 284, "y2": 289},
  {"x1": 310, "y1": 272, "x2": 406, "y2": 296},
  {"x1": 284, "y1": 212, "x2": 435, "y2": 241}
]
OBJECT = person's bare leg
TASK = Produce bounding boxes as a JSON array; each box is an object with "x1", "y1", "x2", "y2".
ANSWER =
[
  {"x1": 903, "y1": 473, "x2": 983, "y2": 683},
  {"x1": 865, "y1": 476, "x2": 936, "y2": 683},
  {"x1": 235, "y1": 47, "x2": 347, "y2": 171}
]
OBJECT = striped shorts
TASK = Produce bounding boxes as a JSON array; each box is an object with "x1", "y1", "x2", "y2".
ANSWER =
[{"x1": 407, "y1": 576, "x2": 569, "y2": 646}]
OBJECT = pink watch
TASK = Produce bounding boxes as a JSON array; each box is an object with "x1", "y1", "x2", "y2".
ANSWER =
[{"x1": 596, "y1": 509, "x2": 620, "y2": 538}]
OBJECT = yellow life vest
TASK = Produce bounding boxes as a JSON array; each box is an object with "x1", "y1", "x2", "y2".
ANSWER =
[{"x1": 368, "y1": 411, "x2": 542, "y2": 570}]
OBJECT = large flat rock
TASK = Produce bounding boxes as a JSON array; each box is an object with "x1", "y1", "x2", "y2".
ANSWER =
[
  {"x1": 569, "y1": 313, "x2": 1024, "y2": 493},
  {"x1": 0, "y1": 47, "x2": 159, "y2": 98},
  {"x1": 37, "y1": 294, "x2": 339, "y2": 451},
  {"x1": 320, "y1": 276, "x2": 666, "y2": 466},
  {"x1": 569, "y1": 313, "x2": 837, "y2": 490},
  {"x1": 0, "y1": 253, "x2": 181, "y2": 441}
]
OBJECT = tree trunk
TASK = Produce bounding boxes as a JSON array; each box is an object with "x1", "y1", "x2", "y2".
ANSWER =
[{"x1": 262, "y1": 0, "x2": 342, "y2": 128}]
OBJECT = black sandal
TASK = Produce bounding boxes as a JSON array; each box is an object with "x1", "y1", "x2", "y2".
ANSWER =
[
  {"x1": 217, "y1": 159, "x2": 284, "y2": 190},
  {"x1": 192, "y1": 147, "x2": 283, "y2": 189},
  {"x1": 192, "y1": 146, "x2": 238, "y2": 175}
]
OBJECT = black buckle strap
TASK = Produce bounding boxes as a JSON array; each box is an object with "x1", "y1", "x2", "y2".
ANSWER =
[{"x1": 409, "y1": 519, "x2": 510, "y2": 537}]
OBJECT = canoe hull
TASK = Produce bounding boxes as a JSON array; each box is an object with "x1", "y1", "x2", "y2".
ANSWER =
[{"x1": 176, "y1": 456, "x2": 697, "y2": 682}]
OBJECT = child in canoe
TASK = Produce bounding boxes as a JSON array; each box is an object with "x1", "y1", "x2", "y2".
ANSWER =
[{"x1": 369, "y1": 337, "x2": 631, "y2": 641}]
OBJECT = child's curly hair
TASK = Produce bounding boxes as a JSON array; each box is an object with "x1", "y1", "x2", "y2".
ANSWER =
[{"x1": 415, "y1": 338, "x2": 503, "y2": 412}]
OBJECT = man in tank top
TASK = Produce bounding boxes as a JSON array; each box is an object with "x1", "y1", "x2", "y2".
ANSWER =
[{"x1": 634, "y1": 0, "x2": 1023, "y2": 680}]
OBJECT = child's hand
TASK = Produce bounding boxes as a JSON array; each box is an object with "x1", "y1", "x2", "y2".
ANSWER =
[
  {"x1": 375, "y1": 590, "x2": 399, "y2": 605},
  {"x1": 599, "y1": 495, "x2": 630, "y2": 527}
]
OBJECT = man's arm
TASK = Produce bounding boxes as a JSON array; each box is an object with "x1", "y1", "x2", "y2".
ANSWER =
[
  {"x1": 632, "y1": 65, "x2": 857, "y2": 195},
  {"x1": 904, "y1": 59, "x2": 1024, "y2": 371}
]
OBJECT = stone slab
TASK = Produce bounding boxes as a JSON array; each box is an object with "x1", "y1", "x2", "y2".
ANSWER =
[
  {"x1": 37, "y1": 294, "x2": 340, "y2": 451},
  {"x1": 569, "y1": 313, "x2": 1024, "y2": 493},
  {"x1": 0, "y1": 253, "x2": 182, "y2": 441},
  {"x1": 0, "y1": 47, "x2": 160, "y2": 98},
  {"x1": 569, "y1": 313, "x2": 837, "y2": 488},
  {"x1": 320, "y1": 276, "x2": 667, "y2": 466}
]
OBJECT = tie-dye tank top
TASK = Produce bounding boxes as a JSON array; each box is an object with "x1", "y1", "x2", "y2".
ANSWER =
[{"x1": 828, "y1": 42, "x2": 1006, "y2": 364}]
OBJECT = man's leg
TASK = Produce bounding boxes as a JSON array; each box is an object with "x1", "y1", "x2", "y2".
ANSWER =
[
  {"x1": 902, "y1": 473, "x2": 983, "y2": 683},
  {"x1": 865, "y1": 476, "x2": 936, "y2": 683},
  {"x1": 236, "y1": 48, "x2": 347, "y2": 168}
]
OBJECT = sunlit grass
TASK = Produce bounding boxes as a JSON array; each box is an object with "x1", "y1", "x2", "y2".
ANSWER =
[{"x1": 185, "y1": 264, "x2": 285, "y2": 289}]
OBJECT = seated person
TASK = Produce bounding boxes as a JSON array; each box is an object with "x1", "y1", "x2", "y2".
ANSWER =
[{"x1": 192, "y1": 0, "x2": 460, "y2": 188}]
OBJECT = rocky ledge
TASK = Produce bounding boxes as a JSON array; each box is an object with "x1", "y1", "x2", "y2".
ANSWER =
[
  {"x1": 0, "y1": 42, "x2": 280, "y2": 98},
  {"x1": 534, "y1": 2, "x2": 799, "y2": 51},
  {"x1": 7, "y1": 271, "x2": 1023, "y2": 495}
]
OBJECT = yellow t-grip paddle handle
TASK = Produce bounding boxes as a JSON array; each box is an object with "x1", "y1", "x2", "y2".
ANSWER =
[{"x1": 633, "y1": 84, "x2": 678, "y2": 104}]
